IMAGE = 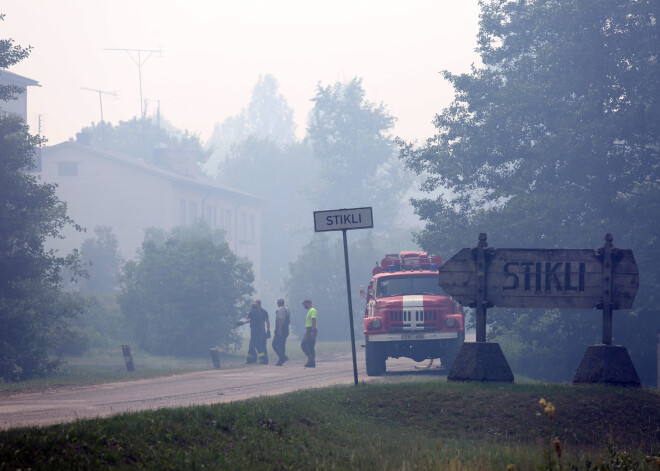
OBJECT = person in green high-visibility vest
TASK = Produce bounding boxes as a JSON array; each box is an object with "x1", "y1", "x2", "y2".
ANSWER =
[{"x1": 300, "y1": 299, "x2": 317, "y2": 368}]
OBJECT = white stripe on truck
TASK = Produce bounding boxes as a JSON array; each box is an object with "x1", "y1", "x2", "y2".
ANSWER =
[{"x1": 402, "y1": 295, "x2": 424, "y2": 331}]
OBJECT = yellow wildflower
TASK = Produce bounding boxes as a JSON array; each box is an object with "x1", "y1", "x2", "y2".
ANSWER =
[
  {"x1": 544, "y1": 402, "x2": 555, "y2": 419},
  {"x1": 539, "y1": 398, "x2": 547, "y2": 407}
]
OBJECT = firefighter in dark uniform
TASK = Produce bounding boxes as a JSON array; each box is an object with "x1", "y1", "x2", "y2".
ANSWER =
[{"x1": 240, "y1": 302, "x2": 269, "y2": 364}]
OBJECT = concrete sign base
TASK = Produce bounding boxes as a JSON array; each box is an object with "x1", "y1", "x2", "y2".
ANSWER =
[
  {"x1": 573, "y1": 344, "x2": 640, "y2": 387},
  {"x1": 447, "y1": 342, "x2": 514, "y2": 383}
]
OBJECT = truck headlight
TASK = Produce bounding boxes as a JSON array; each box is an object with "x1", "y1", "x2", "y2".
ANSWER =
[
  {"x1": 445, "y1": 317, "x2": 456, "y2": 327},
  {"x1": 369, "y1": 318, "x2": 382, "y2": 330}
]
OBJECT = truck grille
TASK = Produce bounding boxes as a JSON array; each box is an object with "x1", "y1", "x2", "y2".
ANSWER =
[
  {"x1": 390, "y1": 310, "x2": 410, "y2": 322},
  {"x1": 389, "y1": 310, "x2": 437, "y2": 322}
]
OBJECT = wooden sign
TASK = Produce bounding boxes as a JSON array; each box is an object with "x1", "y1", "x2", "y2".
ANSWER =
[{"x1": 438, "y1": 246, "x2": 638, "y2": 310}]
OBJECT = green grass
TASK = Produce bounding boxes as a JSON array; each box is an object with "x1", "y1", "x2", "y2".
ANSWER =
[{"x1": 1, "y1": 381, "x2": 658, "y2": 470}]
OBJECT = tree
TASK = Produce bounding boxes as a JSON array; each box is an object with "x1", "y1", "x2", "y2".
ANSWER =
[
  {"x1": 78, "y1": 226, "x2": 123, "y2": 294},
  {"x1": 205, "y1": 74, "x2": 296, "y2": 174},
  {"x1": 215, "y1": 136, "x2": 317, "y2": 302},
  {"x1": 282, "y1": 78, "x2": 421, "y2": 335},
  {"x1": 117, "y1": 223, "x2": 254, "y2": 356},
  {"x1": 401, "y1": 0, "x2": 659, "y2": 384},
  {"x1": 245, "y1": 74, "x2": 296, "y2": 144},
  {"x1": 1, "y1": 20, "x2": 86, "y2": 380},
  {"x1": 307, "y1": 77, "x2": 412, "y2": 220},
  {"x1": 0, "y1": 15, "x2": 30, "y2": 102}
]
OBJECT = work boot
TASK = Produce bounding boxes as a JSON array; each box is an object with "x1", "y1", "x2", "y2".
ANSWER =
[{"x1": 304, "y1": 362, "x2": 316, "y2": 368}]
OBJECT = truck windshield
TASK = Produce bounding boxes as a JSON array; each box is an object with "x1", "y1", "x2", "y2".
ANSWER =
[{"x1": 376, "y1": 275, "x2": 448, "y2": 298}]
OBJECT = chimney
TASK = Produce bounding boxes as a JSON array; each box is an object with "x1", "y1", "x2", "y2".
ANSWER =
[{"x1": 76, "y1": 132, "x2": 93, "y2": 146}]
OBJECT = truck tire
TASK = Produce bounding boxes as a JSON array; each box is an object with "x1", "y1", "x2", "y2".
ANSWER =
[{"x1": 365, "y1": 342, "x2": 386, "y2": 376}]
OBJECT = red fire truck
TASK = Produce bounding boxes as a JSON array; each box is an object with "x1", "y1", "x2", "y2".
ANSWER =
[{"x1": 362, "y1": 251, "x2": 465, "y2": 376}]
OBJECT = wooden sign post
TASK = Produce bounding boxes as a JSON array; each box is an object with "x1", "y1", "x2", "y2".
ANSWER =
[{"x1": 438, "y1": 233, "x2": 640, "y2": 385}]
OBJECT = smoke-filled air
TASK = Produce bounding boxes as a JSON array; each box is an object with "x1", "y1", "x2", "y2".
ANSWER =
[{"x1": 1, "y1": 0, "x2": 658, "y2": 390}]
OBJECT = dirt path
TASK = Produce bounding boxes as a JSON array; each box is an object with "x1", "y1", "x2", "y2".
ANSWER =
[{"x1": 0, "y1": 350, "x2": 448, "y2": 430}]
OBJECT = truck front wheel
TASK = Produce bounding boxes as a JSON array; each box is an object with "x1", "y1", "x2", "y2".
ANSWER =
[{"x1": 366, "y1": 342, "x2": 386, "y2": 376}]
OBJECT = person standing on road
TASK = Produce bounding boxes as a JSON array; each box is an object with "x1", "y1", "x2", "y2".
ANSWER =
[
  {"x1": 272, "y1": 298, "x2": 290, "y2": 366},
  {"x1": 255, "y1": 299, "x2": 271, "y2": 338},
  {"x1": 300, "y1": 298, "x2": 317, "y2": 368},
  {"x1": 239, "y1": 302, "x2": 269, "y2": 364},
  {"x1": 255, "y1": 299, "x2": 270, "y2": 364}
]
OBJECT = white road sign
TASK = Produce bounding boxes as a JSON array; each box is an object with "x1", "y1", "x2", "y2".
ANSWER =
[{"x1": 314, "y1": 207, "x2": 373, "y2": 232}]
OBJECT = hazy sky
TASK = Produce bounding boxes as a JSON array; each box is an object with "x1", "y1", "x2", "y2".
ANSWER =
[{"x1": 3, "y1": 1, "x2": 481, "y2": 146}]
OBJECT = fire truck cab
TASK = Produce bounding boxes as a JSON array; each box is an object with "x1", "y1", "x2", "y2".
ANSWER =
[{"x1": 363, "y1": 251, "x2": 465, "y2": 376}]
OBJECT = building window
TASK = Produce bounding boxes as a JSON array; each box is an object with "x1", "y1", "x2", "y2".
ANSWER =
[
  {"x1": 239, "y1": 211, "x2": 247, "y2": 241},
  {"x1": 57, "y1": 161, "x2": 78, "y2": 176},
  {"x1": 223, "y1": 209, "x2": 232, "y2": 234},
  {"x1": 180, "y1": 199, "x2": 187, "y2": 225},
  {"x1": 249, "y1": 214, "x2": 255, "y2": 242},
  {"x1": 188, "y1": 202, "x2": 197, "y2": 224}
]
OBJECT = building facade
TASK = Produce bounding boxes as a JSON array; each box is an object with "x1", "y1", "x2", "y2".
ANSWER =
[
  {"x1": 37, "y1": 136, "x2": 263, "y2": 285},
  {"x1": 0, "y1": 69, "x2": 40, "y2": 121}
]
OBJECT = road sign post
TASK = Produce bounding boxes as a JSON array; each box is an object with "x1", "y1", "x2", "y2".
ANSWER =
[
  {"x1": 314, "y1": 207, "x2": 373, "y2": 386},
  {"x1": 438, "y1": 233, "x2": 639, "y2": 385}
]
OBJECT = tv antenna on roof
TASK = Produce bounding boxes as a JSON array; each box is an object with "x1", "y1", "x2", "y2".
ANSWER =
[
  {"x1": 81, "y1": 87, "x2": 117, "y2": 125},
  {"x1": 81, "y1": 87, "x2": 117, "y2": 147},
  {"x1": 104, "y1": 46, "x2": 162, "y2": 119}
]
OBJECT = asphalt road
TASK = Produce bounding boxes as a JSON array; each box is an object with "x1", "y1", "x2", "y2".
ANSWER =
[{"x1": 0, "y1": 350, "x2": 450, "y2": 430}]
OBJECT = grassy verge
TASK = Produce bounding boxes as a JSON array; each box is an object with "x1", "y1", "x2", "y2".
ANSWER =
[{"x1": 1, "y1": 381, "x2": 658, "y2": 470}]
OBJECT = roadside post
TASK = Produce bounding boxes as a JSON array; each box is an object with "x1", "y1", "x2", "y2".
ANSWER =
[
  {"x1": 438, "y1": 233, "x2": 640, "y2": 385},
  {"x1": 121, "y1": 344, "x2": 135, "y2": 372},
  {"x1": 314, "y1": 207, "x2": 374, "y2": 386},
  {"x1": 210, "y1": 347, "x2": 221, "y2": 369}
]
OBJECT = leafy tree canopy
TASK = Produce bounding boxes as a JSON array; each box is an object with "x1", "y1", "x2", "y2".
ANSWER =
[
  {"x1": 117, "y1": 222, "x2": 254, "y2": 356},
  {"x1": 216, "y1": 137, "x2": 317, "y2": 301},
  {"x1": 205, "y1": 74, "x2": 296, "y2": 174},
  {"x1": 0, "y1": 14, "x2": 31, "y2": 102},
  {"x1": 78, "y1": 226, "x2": 123, "y2": 294},
  {"x1": 1, "y1": 27, "x2": 86, "y2": 379},
  {"x1": 307, "y1": 77, "x2": 412, "y2": 219},
  {"x1": 401, "y1": 0, "x2": 659, "y2": 383}
]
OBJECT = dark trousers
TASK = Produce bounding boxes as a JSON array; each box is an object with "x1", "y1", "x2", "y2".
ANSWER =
[
  {"x1": 301, "y1": 328, "x2": 316, "y2": 363},
  {"x1": 247, "y1": 333, "x2": 268, "y2": 364},
  {"x1": 272, "y1": 331, "x2": 288, "y2": 362}
]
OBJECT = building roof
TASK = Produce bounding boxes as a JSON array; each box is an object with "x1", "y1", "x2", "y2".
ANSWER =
[
  {"x1": 44, "y1": 140, "x2": 263, "y2": 202},
  {"x1": 0, "y1": 69, "x2": 40, "y2": 87}
]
